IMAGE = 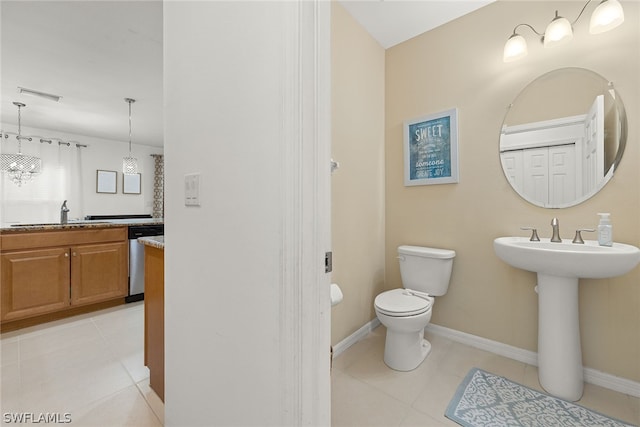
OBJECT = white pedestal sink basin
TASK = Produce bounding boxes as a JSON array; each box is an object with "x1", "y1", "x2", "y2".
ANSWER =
[{"x1": 494, "y1": 236, "x2": 640, "y2": 401}]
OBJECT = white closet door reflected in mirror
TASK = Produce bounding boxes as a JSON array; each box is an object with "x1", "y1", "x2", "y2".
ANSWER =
[
  {"x1": 501, "y1": 95, "x2": 604, "y2": 207},
  {"x1": 499, "y1": 68, "x2": 626, "y2": 208}
]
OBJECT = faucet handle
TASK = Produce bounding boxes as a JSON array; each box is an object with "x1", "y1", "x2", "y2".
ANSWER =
[
  {"x1": 572, "y1": 228, "x2": 595, "y2": 244},
  {"x1": 520, "y1": 226, "x2": 540, "y2": 242}
]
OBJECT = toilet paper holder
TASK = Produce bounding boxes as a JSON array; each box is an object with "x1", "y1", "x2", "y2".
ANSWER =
[{"x1": 330, "y1": 283, "x2": 343, "y2": 307}]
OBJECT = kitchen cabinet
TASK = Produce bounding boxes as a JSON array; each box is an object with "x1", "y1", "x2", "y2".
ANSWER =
[
  {"x1": 1, "y1": 227, "x2": 128, "y2": 323},
  {"x1": 1, "y1": 247, "x2": 70, "y2": 321},
  {"x1": 70, "y1": 241, "x2": 128, "y2": 306},
  {"x1": 143, "y1": 243, "x2": 164, "y2": 401}
]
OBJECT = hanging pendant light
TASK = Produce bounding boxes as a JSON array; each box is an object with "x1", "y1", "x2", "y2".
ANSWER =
[
  {"x1": 123, "y1": 98, "x2": 138, "y2": 174},
  {"x1": 0, "y1": 102, "x2": 42, "y2": 186}
]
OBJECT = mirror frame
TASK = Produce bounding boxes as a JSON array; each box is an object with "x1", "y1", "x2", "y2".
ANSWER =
[{"x1": 500, "y1": 67, "x2": 627, "y2": 209}]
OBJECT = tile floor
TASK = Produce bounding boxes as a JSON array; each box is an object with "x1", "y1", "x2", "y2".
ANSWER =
[
  {"x1": 332, "y1": 326, "x2": 640, "y2": 426},
  {"x1": 1, "y1": 303, "x2": 638, "y2": 426},
  {"x1": 0, "y1": 302, "x2": 163, "y2": 426}
]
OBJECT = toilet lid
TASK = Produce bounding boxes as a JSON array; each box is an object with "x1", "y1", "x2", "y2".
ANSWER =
[{"x1": 375, "y1": 289, "x2": 433, "y2": 317}]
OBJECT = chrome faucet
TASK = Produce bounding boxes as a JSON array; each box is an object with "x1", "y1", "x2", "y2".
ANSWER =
[
  {"x1": 60, "y1": 200, "x2": 69, "y2": 224},
  {"x1": 550, "y1": 217, "x2": 562, "y2": 242}
]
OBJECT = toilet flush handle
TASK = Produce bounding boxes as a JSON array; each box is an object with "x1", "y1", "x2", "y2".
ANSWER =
[
  {"x1": 404, "y1": 289, "x2": 433, "y2": 302},
  {"x1": 396, "y1": 255, "x2": 406, "y2": 262}
]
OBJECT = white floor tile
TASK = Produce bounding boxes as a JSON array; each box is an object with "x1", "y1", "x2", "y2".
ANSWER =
[
  {"x1": 0, "y1": 339, "x2": 19, "y2": 367},
  {"x1": 0, "y1": 362, "x2": 22, "y2": 413},
  {"x1": 399, "y1": 407, "x2": 455, "y2": 427},
  {"x1": 71, "y1": 385, "x2": 162, "y2": 427},
  {"x1": 136, "y1": 378, "x2": 165, "y2": 425},
  {"x1": 333, "y1": 325, "x2": 639, "y2": 426},
  {"x1": 0, "y1": 303, "x2": 159, "y2": 426},
  {"x1": 19, "y1": 321, "x2": 101, "y2": 360},
  {"x1": 3, "y1": 303, "x2": 637, "y2": 427},
  {"x1": 332, "y1": 369, "x2": 410, "y2": 427},
  {"x1": 92, "y1": 301, "x2": 144, "y2": 338}
]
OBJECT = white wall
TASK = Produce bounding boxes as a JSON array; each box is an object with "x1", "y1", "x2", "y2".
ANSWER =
[
  {"x1": 1, "y1": 124, "x2": 162, "y2": 225},
  {"x1": 164, "y1": 2, "x2": 330, "y2": 425}
]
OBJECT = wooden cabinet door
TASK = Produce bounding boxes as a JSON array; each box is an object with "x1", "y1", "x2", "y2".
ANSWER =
[
  {"x1": 144, "y1": 245, "x2": 165, "y2": 401},
  {"x1": 70, "y1": 241, "x2": 128, "y2": 306},
  {"x1": 1, "y1": 248, "x2": 70, "y2": 321}
]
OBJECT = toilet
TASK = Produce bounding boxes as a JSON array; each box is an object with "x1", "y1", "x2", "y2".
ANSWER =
[{"x1": 374, "y1": 245, "x2": 455, "y2": 371}]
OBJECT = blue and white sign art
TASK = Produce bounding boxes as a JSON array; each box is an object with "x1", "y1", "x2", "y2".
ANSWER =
[{"x1": 404, "y1": 108, "x2": 459, "y2": 186}]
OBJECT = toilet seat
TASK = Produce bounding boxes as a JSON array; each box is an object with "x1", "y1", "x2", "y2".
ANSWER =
[{"x1": 375, "y1": 289, "x2": 433, "y2": 317}]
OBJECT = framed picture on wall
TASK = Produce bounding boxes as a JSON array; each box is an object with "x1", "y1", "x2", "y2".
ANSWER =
[
  {"x1": 403, "y1": 108, "x2": 459, "y2": 186},
  {"x1": 123, "y1": 173, "x2": 141, "y2": 194},
  {"x1": 96, "y1": 170, "x2": 117, "y2": 193}
]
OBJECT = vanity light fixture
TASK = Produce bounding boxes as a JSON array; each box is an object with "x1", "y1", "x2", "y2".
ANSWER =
[
  {"x1": 503, "y1": 0, "x2": 625, "y2": 62},
  {"x1": 122, "y1": 98, "x2": 138, "y2": 175},
  {"x1": 543, "y1": 11, "x2": 574, "y2": 48},
  {"x1": 0, "y1": 102, "x2": 42, "y2": 186},
  {"x1": 17, "y1": 86, "x2": 62, "y2": 102}
]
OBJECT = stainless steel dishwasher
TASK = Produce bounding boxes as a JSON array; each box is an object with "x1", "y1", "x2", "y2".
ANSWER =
[{"x1": 127, "y1": 224, "x2": 164, "y2": 302}]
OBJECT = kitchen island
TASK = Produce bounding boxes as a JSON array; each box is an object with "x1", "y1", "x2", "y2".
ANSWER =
[{"x1": 138, "y1": 235, "x2": 165, "y2": 401}]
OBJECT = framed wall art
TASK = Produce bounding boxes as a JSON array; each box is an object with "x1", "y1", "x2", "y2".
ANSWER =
[
  {"x1": 123, "y1": 173, "x2": 141, "y2": 194},
  {"x1": 96, "y1": 170, "x2": 117, "y2": 193},
  {"x1": 404, "y1": 108, "x2": 459, "y2": 186}
]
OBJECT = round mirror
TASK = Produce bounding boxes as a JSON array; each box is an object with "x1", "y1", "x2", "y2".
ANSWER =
[{"x1": 500, "y1": 67, "x2": 627, "y2": 208}]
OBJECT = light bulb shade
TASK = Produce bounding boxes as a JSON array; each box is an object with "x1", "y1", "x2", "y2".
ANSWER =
[
  {"x1": 1, "y1": 153, "x2": 43, "y2": 186},
  {"x1": 544, "y1": 15, "x2": 573, "y2": 47},
  {"x1": 590, "y1": 0, "x2": 624, "y2": 34},
  {"x1": 123, "y1": 156, "x2": 138, "y2": 174},
  {"x1": 503, "y1": 34, "x2": 528, "y2": 62}
]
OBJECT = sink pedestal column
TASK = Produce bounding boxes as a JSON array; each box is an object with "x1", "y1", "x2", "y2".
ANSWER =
[{"x1": 537, "y1": 273, "x2": 583, "y2": 401}]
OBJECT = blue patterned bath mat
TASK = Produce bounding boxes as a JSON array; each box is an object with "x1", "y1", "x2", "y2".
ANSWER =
[{"x1": 445, "y1": 368, "x2": 635, "y2": 427}]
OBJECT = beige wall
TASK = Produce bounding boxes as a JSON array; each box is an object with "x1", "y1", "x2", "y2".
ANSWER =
[
  {"x1": 331, "y1": 3, "x2": 386, "y2": 345},
  {"x1": 385, "y1": 0, "x2": 639, "y2": 382}
]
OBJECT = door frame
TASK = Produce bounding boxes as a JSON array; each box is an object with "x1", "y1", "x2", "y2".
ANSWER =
[{"x1": 279, "y1": 1, "x2": 332, "y2": 425}]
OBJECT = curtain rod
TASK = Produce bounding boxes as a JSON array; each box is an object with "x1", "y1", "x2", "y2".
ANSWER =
[{"x1": 1, "y1": 131, "x2": 88, "y2": 148}]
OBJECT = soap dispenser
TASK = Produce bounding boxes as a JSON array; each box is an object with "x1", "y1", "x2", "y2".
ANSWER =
[{"x1": 597, "y1": 213, "x2": 613, "y2": 247}]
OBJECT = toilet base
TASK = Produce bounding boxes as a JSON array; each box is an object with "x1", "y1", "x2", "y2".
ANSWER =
[{"x1": 383, "y1": 330, "x2": 432, "y2": 371}]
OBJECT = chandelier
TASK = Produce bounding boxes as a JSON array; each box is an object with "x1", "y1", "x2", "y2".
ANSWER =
[
  {"x1": 123, "y1": 97, "x2": 138, "y2": 174},
  {"x1": 0, "y1": 102, "x2": 42, "y2": 186}
]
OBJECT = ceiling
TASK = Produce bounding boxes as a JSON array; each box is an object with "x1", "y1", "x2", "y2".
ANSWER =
[
  {"x1": 1, "y1": 1, "x2": 163, "y2": 147},
  {"x1": 1, "y1": 1, "x2": 492, "y2": 149},
  {"x1": 338, "y1": 0, "x2": 494, "y2": 49}
]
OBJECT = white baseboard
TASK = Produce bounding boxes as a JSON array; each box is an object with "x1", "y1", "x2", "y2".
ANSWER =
[
  {"x1": 426, "y1": 323, "x2": 640, "y2": 398},
  {"x1": 332, "y1": 318, "x2": 380, "y2": 358},
  {"x1": 425, "y1": 324, "x2": 539, "y2": 366},
  {"x1": 331, "y1": 319, "x2": 640, "y2": 398}
]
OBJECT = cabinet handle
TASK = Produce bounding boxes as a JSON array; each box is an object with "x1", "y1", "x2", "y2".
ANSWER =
[
  {"x1": 72, "y1": 252, "x2": 77, "y2": 257},
  {"x1": 65, "y1": 252, "x2": 69, "y2": 257}
]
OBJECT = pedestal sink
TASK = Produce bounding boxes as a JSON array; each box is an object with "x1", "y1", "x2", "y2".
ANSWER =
[{"x1": 493, "y1": 236, "x2": 640, "y2": 401}]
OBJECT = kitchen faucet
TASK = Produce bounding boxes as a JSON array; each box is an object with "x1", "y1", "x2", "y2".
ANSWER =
[
  {"x1": 550, "y1": 217, "x2": 562, "y2": 242},
  {"x1": 60, "y1": 200, "x2": 69, "y2": 224}
]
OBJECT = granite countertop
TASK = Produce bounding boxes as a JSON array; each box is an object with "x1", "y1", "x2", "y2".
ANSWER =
[
  {"x1": 138, "y1": 235, "x2": 165, "y2": 249},
  {"x1": 1, "y1": 218, "x2": 164, "y2": 233}
]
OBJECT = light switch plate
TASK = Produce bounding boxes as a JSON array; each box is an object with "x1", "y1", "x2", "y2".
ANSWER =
[{"x1": 185, "y1": 173, "x2": 201, "y2": 206}]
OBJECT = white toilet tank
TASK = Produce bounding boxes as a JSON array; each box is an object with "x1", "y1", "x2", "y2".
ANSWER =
[{"x1": 398, "y1": 245, "x2": 455, "y2": 296}]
